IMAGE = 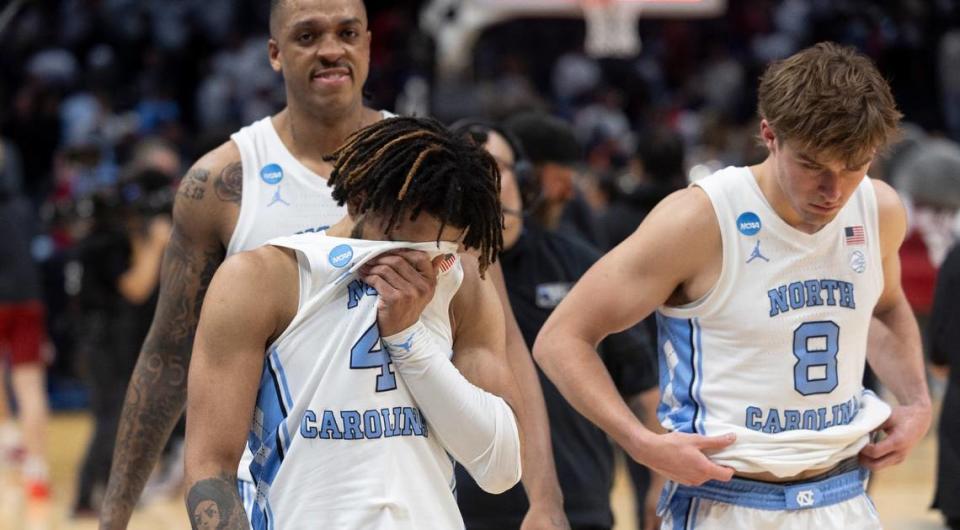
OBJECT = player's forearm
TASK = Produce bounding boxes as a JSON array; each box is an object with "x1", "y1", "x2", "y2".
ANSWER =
[
  {"x1": 99, "y1": 348, "x2": 191, "y2": 529},
  {"x1": 628, "y1": 387, "x2": 666, "y2": 435},
  {"x1": 533, "y1": 330, "x2": 652, "y2": 453},
  {"x1": 101, "y1": 231, "x2": 221, "y2": 528},
  {"x1": 185, "y1": 471, "x2": 248, "y2": 530},
  {"x1": 869, "y1": 298, "x2": 931, "y2": 409},
  {"x1": 383, "y1": 321, "x2": 522, "y2": 494},
  {"x1": 506, "y1": 335, "x2": 564, "y2": 507}
]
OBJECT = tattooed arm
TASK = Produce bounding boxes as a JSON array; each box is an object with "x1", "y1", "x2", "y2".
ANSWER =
[
  {"x1": 185, "y1": 246, "x2": 298, "y2": 530},
  {"x1": 100, "y1": 142, "x2": 243, "y2": 529}
]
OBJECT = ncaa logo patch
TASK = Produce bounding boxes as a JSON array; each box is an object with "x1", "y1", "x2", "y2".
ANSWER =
[
  {"x1": 849, "y1": 250, "x2": 866, "y2": 273},
  {"x1": 736, "y1": 212, "x2": 762, "y2": 236},
  {"x1": 260, "y1": 163, "x2": 284, "y2": 185},
  {"x1": 328, "y1": 244, "x2": 354, "y2": 268}
]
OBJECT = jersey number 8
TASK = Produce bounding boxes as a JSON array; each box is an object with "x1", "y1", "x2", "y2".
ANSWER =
[{"x1": 793, "y1": 321, "x2": 839, "y2": 396}]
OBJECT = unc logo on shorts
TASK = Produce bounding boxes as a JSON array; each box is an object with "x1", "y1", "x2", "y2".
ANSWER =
[
  {"x1": 260, "y1": 163, "x2": 284, "y2": 185},
  {"x1": 849, "y1": 250, "x2": 866, "y2": 273},
  {"x1": 795, "y1": 489, "x2": 816, "y2": 507},
  {"x1": 736, "y1": 212, "x2": 762, "y2": 236},
  {"x1": 328, "y1": 244, "x2": 354, "y2": 268}
]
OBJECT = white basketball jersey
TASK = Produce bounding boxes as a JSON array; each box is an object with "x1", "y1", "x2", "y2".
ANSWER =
[
  {"x1": 228, "y1": 112, "x2": 394, "y2": 255},
  {"x1": 246, "y1": 232, "x2": 465, "y2": 529},
  {"x1": 656, "y1": 166, "x2": 891, "y2": 478},
  {"x1": 229, "y1": 112, "x2": 392, "y2": 485}
]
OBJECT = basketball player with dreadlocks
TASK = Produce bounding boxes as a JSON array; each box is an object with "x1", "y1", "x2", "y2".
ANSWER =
[
  {"x1": 102, "y1": 1, "x2": 564, "y2": 528},
  {"x1": 184, "y1": 117, "x2": 523, "y2": 529}
]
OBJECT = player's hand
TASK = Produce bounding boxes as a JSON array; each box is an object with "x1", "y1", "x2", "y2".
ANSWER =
[
  {"x1": 519, "y1": 504, "x2": 570, "y2": 530},
  {"x1": 359, "y1": 250, "x2": 448, "y2": 337},
  {"x1": 629, "y1": 431, "x2": 736, "y2": 486},
  {"x1": 859, "y1": 403, "x2": 931, "y2": 470}
]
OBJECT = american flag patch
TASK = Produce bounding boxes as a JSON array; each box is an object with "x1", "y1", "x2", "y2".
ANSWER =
[
  {"x1": 438, "y1": 254, "x2": 458, "y2": 273},
  {"x1": 845, "y1": 226, "x2": 865, "y2": 245}
]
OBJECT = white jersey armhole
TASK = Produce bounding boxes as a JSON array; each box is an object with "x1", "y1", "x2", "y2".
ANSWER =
[
  {"x1": 265, "y1": 241, "x2": 313, "y2": 349},
  {"x1": 226, "y1": 131, "x2": 257, "y2": 256},
  {"x1": 658, "y1": 179, "x2": 730, "y2": 318}
]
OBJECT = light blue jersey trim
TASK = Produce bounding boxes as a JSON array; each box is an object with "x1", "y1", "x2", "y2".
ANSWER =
[
  {"x1": 268, "y1": 350, "x2": 294, "y2": 452},
  {"x1": 237, "y1": 479, "x2": 258, "y2": 525},
  {"x1": 265, "y1": 501, "x2": 277, "y2": 530},
  {"x1": 687, "y1": 497, "x2": 700, "y2": 529},
  {"x1": 248, "y1": 348, "x2": 293, "y2": 530},
  {"x1": 269, "y1": 348, "x2": 295, "y2": 408},
  {"x1": 670, "y1": 496, "x2": 692, "y2": 530},
  {"x1": 656, "y1": 314, "x2": 706, "y2": 434}
]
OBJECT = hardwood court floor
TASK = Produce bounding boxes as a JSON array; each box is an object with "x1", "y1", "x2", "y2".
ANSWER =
[{"x1": 0, "y1": 412, "x2": 947, "y2": 530}]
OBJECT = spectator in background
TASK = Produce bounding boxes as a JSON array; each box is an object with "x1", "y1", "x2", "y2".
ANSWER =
[
  {"x1": 505, "y1": 112, "x2": 606, "y2": 248},
  {"x1": 127, "y1": 138, "x2": 182, "y2": 180},
  {"x1": 601, "y1": 128, "x2": 686, "y2": 250},
  {"x1": 0, "y1": 135, "x2": 52, "y2": 500},
  {"x1": 72, "y1": 167, "x2": 172, "y2": 517},
  {"x1": 930, "y1": 240, "x2": 960, "y2": 530},
  {"x1": 921, "y1": 140, "x2": 960, "y2": 530},
  {"x1": 4, "y1": 78, "x2": 63, "y2": 206},
  {"x1": 892, "y1": 138, "x2": 960, "y2": 323},
  {"x1": 453, "y1": 117, "x2": 662, "y2": 530},
  {"x1": 941, "y1": 30, "x2": 960, "y2": 142}
]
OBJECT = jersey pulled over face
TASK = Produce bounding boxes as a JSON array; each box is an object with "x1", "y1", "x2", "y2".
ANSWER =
[
  {"x1": 246, "y1": 232, "x2": 465, "y2": 529},
  {"x1": 656, "y1": 166, "x2": 891, "y2": 479}
]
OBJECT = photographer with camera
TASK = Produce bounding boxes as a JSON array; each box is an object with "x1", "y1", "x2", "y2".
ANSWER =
[{"x1": 71, "y1": 164, "x2": 173, "y2": 517}]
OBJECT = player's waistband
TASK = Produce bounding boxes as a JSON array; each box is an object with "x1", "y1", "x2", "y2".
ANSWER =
[{"x1": 658, "y1": 461, "x2": 868, "y2": 512}]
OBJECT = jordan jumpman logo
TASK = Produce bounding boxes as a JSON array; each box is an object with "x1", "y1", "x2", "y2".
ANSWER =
[
  {"x1": 746, "y1": 240, "x2": 769, "y2": 263},
  {"x1": 389, "y1": 334, "x2": 415, "y2": 353},
  {"x1": 268, "y1": 185, "x2": 290, "y2": 207}
]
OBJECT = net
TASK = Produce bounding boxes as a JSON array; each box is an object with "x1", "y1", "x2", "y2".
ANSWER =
[{"x1": 580, "y1": 0, "x2": 642, "y2": 58}]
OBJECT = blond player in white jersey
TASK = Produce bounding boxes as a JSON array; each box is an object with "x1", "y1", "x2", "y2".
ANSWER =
[
  {"x1": 184, "y1": 117, "x2": 523, "y2": 529},
  {"x1": 533, "y1": 42, "x2": 932, "y2": 529},
  {"x1": 102, "y1": 1, "x2": 565, "y2": 528}
]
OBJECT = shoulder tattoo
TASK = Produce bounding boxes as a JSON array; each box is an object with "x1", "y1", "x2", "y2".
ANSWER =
[
  {"x1": 214, "y1": 162, "x2": 243, "y2": 204},
  {"x1": 178, "y1": 167, "x2": 210, "y2": 201}
]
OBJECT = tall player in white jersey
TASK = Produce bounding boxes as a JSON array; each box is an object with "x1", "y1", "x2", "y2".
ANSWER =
[
  {"x1": 185, "y1": 117, "x2": 524, "y2": 529},
  {"x1": 101, "y1": 1, "x2": 565, "y2": 528},
  {"x1": 534, "y1": 42, "x2": 932, "y2": 529}
]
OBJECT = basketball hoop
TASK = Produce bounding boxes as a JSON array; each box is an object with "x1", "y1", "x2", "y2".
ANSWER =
[{"x1": 580, "y1": 0, "x2": 642, "y2": 58}]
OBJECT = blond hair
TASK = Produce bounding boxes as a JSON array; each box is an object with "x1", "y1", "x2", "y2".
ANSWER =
[{"x1": 758, "y1": 42, "x2": 902, "y2": 166}]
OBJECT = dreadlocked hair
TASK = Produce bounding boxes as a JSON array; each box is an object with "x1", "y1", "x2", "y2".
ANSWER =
[{"x1": 324, "y1": 116, "x2": 503, "y2": 275}]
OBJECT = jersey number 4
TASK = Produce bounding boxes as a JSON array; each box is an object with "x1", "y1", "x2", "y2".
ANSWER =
[
  {"x1": 793, "y1": 321, "x2": 839, "y2": 396},
  {"x1": 350, "y1": 323, "x2": 398, "y2": 392}
]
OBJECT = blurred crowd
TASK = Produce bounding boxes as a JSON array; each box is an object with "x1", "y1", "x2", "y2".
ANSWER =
[{"x1": 1, "y1": 0, "x2": 960, "y2": 521}]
